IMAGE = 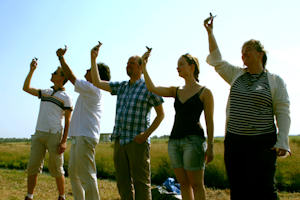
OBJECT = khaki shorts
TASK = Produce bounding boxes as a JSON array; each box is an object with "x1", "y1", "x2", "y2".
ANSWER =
[{"x1": 27, "y1": 130, "x2": 64, "y2": 177}]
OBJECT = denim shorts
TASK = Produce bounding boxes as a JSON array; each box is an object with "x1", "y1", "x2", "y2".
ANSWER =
[{"x1": 168, "y1": 135, "x2": 206, "y2": 171}]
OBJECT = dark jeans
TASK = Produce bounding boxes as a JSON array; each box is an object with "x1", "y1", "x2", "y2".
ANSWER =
[{"x1": 224, "y1": 132, "x2": 278, "y2": 200}]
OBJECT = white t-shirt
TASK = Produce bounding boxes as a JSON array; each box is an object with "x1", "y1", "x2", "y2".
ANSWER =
[
  {"x1": 68, "y1": 79, "x2": 102, "y2": 141},
  {"x1": 36, "y1": 89, "x2": 72, "y2": 134}
]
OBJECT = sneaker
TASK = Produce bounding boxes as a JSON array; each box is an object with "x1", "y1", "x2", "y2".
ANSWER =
[
  {"x1": 25, "y1": 196, "x2": 33, "y2": 200},
  {"x1": 58, "y1": 196, "x2": 65, "y2": 200}
]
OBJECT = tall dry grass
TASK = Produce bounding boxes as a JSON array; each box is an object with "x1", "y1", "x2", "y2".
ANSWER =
[{"x1": 0, "y1": 136, "x2": 300, "y2": 191}]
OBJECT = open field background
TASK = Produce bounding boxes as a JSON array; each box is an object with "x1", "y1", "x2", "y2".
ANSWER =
[{"x1": 0, "y1": 136, "x2": 300, "y2": 199}]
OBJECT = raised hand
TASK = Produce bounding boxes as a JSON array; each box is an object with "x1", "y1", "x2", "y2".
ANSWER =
[
  {"x1": 91, "y1": 41, "x2": 102, "y2": 60},
  {"x1": 204, "y1": 12, "x2": 216, "y2": 34},
  {"x1": 56, "y1": 45, "x2": 67, "y2": 57},
  {"x1": 30, "y1": 57, "x2": 38, "y2": 71},
  {"x1": 142, "y1": 46, "x2": 152, "y2": 66}
]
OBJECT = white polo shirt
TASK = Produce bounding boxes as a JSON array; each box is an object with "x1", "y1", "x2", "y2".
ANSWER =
[
  {"x1": 68, "y1": 79, "x2": 102, "y2": 141},
  {"x1": 35, "y1": 89, "x2": 72, "y2": 134}
]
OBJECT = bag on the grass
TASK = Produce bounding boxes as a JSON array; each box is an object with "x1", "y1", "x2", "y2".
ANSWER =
[
  {"x1": 151, "y1": 177, "x2": 181, "y2": 200},
  {"x1": 163, "y1": 177, "x2": 181, "y2": 195},
  {"x1": 151, "y1": 186, "x2": 182, "y2": 200}
]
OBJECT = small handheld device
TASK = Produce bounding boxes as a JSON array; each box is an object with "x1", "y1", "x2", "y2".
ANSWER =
[{"x1": 146, "y1": 46, "x2": 152, "y2": 51}]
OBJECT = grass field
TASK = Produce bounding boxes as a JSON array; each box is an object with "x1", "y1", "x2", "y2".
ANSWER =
[
  {"x1": 0, "y1": 136, "x2": 300, "y2": 199},
  {"x1": 1, "y1": 168, "x2": 300, "y2": 200}
]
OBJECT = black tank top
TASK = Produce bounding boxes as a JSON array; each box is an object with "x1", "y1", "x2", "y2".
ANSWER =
[{"x1": 170, "y1": 87, "x2": 205, "y2": 139}]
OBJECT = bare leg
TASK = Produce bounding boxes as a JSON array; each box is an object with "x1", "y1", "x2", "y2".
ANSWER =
[
  {"x1": 55, "y1": 175, "x2": 65, "y2": 195},
  {"x1": 174, "y1": 168, "x2": 194, "y2": 200},
  {"x1": 187, "y1": 170, "x2": 206, "y2": 200},
  {"x1": 27, "y1": 174, "x2": 38, "y2": 194}
]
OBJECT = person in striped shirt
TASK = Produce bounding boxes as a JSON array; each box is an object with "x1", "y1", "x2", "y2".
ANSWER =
[
  {"x1": 23, "y1": 58, "x2": 72, "y2": 200},
  {"x1": 90, "y1": 42, "x2": 164, "y2": 200},
  {"x1": 204, "y1": 14, "x2": 290, "y2": 200}
]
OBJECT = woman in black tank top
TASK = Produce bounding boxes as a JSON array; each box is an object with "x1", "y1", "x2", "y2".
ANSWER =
[{"x1": 141, "y1": 48, "x2": 214, "y2": 200}]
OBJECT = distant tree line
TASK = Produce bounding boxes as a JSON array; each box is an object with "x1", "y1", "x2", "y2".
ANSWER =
[
  {"x1": 0, "y1": 138, "x2": 31, "y2": 143},
  {"x1": 151, "y1": 135, "x2": 169, "y2": 140}
]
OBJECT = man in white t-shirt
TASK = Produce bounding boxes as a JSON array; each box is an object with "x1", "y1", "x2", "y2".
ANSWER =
[
  {"x1": 23, "y1": 58, "x2": 72, "y2": 200},
  {"x1": 56, "y1": 46, "x2": 111, "y2": 200}
]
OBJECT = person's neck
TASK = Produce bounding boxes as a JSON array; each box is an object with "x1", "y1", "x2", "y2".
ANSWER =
[
  {"x1": 184, "y1": 77, "x2": 198, "y2": 89},
  {"x1": 247, "y1": 63, "x2": 264, "y2": 74},
  {"x1": 129, "y1": 76, "x2": 141, "y2": 85},
  {"x1": 52, "y1": 84, "x2": 64, "y2": 91}
]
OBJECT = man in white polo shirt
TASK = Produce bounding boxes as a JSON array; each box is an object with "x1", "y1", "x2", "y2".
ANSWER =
[
  {"x1": 56, "y1": 46, "x2": 111, "y2": 200},
  {"x1": 23, "y1": 58, "x2": 72, "y2": 200}
]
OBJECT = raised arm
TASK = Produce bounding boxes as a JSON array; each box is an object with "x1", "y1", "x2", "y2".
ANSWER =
[
  {"x1": 204, "y1": 13, "x2": 219, "y2": 53},
  {"x1": 141, "y1": 48, "x2": 176, "y2": 97},
  {"x1": 201, "y1": 88, "x2": 214, "y2": 164},
  {"x1": 56, "y1": 46, "x2": 77, "y2": 85},
  {"x1": 23, "y1": 58, "x2": 40, "y2": 97},
  {"x1": 90, "y1": 42, "x2": 112, "y2": 92}
]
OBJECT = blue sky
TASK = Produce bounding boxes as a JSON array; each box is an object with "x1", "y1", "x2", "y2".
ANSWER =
[{"x1": 1, "y1": 0, "x2": 299, "y2": 138}]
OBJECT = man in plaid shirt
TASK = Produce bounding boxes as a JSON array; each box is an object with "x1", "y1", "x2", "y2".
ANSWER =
[{"x1": 90, "y1": 43, "x2": 164, "y2": 200}]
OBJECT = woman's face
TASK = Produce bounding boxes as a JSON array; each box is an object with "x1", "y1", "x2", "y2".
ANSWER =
[
  {"x1": 242, "y1": 44, "x2": 263, "y2": 67},
  {"x1": 177, "y1": 56, "x2": 192, "y2": 78}
]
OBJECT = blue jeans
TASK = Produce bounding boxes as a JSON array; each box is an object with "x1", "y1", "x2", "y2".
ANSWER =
[{"x1": 168, "y1": 135, "x2": 206, "y2": 171}]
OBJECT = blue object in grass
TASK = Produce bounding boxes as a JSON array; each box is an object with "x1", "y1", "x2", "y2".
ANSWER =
[{"x1": 163, "y1": 177, "x2": 181, "y2": 195}]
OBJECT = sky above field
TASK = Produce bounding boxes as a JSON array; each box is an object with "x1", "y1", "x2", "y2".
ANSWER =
[{"x1": 1, "y1": 0, "x2": 299, "y2": 138}]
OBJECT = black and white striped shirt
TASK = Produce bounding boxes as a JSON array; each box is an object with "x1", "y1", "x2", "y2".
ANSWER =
[{"x1": 227, "y1": 72, "x2": 276, "y2": 135}]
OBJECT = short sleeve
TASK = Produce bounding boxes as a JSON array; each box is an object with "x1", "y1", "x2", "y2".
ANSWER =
[
  {"x1": 148, "y1": 92, "x2": 164, "y2": 107},
  {"x1": 109, "y1": 81, "x2": 122, "y2": 95},
  {"x1": 63, "y1": 95, "x2": 73, "y2": 111},
  {"x1": 38, "y1": 89, "x2": 51, "y2": 99},
  {"x1": 75, "y1": 79, "x2": 100, "y2": 97}
]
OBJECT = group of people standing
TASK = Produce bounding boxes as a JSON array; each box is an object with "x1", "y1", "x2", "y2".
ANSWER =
[{"x1": 23, "y1": 14, "x2": 290, "y2": 200}]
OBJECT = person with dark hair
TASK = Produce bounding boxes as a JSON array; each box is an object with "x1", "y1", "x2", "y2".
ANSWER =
[
  {"x1": 97, "y1": 62, "x2": 111, "y2": 81},
  {"x1": 56, "y1": 45, "x2": 110, "y2": 200},
  {"x1": 90, "y1": 42, "x2": 164, "y2": 200},
  {"x1": 141, "y1": 49, "x2": 214, "y2": 200},
  {"x1": 23, "y1": 58, "x2": 72, "y2": 200},
  {"x1": 204, "y1": 14, "x2": 290, "y2": 200}
]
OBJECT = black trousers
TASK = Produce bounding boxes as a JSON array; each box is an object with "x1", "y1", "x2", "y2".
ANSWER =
[{"x1": 224, "y1": 132, "x2": 278, "y2": 200}]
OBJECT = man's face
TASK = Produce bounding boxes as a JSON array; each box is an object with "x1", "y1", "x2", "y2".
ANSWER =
[
  {"x1": 85, "y1": 69, "x2": 92, "y2": 82},
  {"x1": 51, "y1": 67, "x2": 65, "y2": 84},
  {"x1": 126, "y1": 57, "x2": 141, "y2": 77}
]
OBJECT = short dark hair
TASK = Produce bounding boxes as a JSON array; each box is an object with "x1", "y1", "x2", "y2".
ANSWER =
[{"x1": 97, "y1": 62, "x2": 111, "y2": 81}]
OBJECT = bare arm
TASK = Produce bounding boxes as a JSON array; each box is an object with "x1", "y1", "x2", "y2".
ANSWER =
[
  {"x1": 201, "y1": 88, "x2": 214, "y2": 163},
  {"x1": 134, "y1": 104, "x2": 165, "y2": 144},
  {"x1": 58, "y1": 109, "x2": 72, "y2": 154},
  {"x1": 23, "y1": 58, "x2": 40, "y2": 97},
  {"x1": 90, "y1": 43, "x2": 112, "y2": 92},
  {"x1": 141, "y1": 49, "x2": 176, "y2": 97},
  {"x1": 56, "y1": 46, "x2": 76, "y2": 85},
  {"x1": 204, "y1": 14, "x2": 219, "y2": 53}
]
